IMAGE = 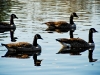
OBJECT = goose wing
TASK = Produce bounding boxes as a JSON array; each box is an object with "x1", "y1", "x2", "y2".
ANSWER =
[
  {"x1": 56, "y1": 38, "x2": 89, "y2": 47},
  {"x1": 0, "y1": 22, "x2": 10, "y2": 26},
  {"x1": 44, "y1": 21, "x2": 69, "y2": 26},
  {"x1": 1, "y1": 42, "x2": 33, "y2": 51},
  {"x1": 0, "y1": 22, "x2": 10, "y2": 28},
  {"x1": 5, "y1": 42, "x2": 32, "y2": 48},
  {"x1": 55, "y1": 21, "x2": 70, "y2": 28}
]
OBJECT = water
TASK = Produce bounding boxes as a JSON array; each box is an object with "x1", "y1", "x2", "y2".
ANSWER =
[{"x1": 0, "y1": 0, "x2": 100, "y2": 75}]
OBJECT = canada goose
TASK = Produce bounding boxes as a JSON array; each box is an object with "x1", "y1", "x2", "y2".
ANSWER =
[
  {"x1": 1, "y1": 34, "x2": 43, "y2": 51},
  {"x1": 0, "y1": 14, "x2": 18, "y2": 29},
  {"x1": 43, "y1": 12, "x2": 78, "y2": 29},
  {"x1": 56, "y1": 28, "x2": 98, "y2": 48}
]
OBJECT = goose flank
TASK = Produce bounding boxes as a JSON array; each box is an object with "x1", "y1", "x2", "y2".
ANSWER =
[
  {"x1": 0, "y1": 14, "x2": 18, "y2": 29},
  {"x1": 43, "y1": 12, "x2": 78, "y2": 29},
  {"x1": 56, "y1": 28, "x2": 98, "y2": 48},
  {"x1": 1, "y1": 34, "x2": 43, "y2": 51}
]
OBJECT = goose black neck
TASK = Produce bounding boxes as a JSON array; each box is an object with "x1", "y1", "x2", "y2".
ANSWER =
[
  {"x1": 70, "y1": 15, "x2": 74, "y2": 24},
  {"x1": 33, "y1": 36, "x2": 38, "y2": 46},
  {"x1": 10, "y1": 17, "x2": 14, "y2": 25},
  {"x1": 88, "y1": 32, "x2": 94, "y2": 43},
  {"x1": 69, "y1": 31, "x2": 73, "y2": 38}
]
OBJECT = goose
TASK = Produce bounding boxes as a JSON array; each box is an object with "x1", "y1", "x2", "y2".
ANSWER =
[
  {"x1": 43, "y1": 12, "x2": 78, "y2": 29},
  {"x1": 0, "y1": 14, "x2": 18, "y2": 29},
  {"x1": 56, "y1": 28, "x2": 98, "y2": 48},
  {"x1": 1, "y1": 34, "x2": 43, "y2": 51}
]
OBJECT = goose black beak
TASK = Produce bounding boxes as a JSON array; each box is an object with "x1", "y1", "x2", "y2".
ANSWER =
[
  {"x1": 15, "y1": 17, "x2": 18, "y2": 19},
  {"x1": 41, "y1": 38, "x2": 43, "y2": 40},
  {"x1": 74, "y1": 15, "x2": 79, "y2": 19},
  {"x1": 76, "y1": 15, "x2": 79, "y2": 18},
  {"x1": 40, "y1": 37, "x2": 43, "y2": 40},
  {"x1": 94, "y1": 30, "x2": 98, "y2": 33},
  {"x1": 95, "y1": 31, "x2": 98, "y2": 33}
]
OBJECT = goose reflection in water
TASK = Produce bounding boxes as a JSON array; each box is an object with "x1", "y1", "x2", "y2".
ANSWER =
[
  {"x1": 57, "y1": 47, "x2": 98, "y2": 62},
  {"x1": 88, "y1": 47, "x2": 98, "y2": 62},
  {"x1": 57, "y1": 47, "x2": 88, "y2": 55},
  {"x1": 10, "y1": 29, "x2": 18, "y2": 42},
  {"x1": 0, "y1": 29, "x2": 17, "y2": 42},
  {"x1": 33, "y1": 52, "x2": 42, "y2": 66},
  {"x1": 1, "y1": 50, "x2": 42, "y2": 66},
  {"x1": 45, "y1": 28, "x2": 70, "y2": 33},
  {"x1": 45, "y1": 26, "x2": 75, "y2": 33}
]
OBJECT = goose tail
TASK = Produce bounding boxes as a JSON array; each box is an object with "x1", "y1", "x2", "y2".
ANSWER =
[
  {"x1": 56, "y1": 39, "x2": 61, "y2": 42},
  {"x1": 1, "y1": 43, "x2": 7, "y2": 46},
  {"x1": 42, "y1": 22, "x2": 46, "y2": 25}
]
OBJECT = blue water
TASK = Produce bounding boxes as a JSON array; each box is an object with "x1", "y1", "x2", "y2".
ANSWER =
[{"x1": 0, "y1": 0, "x2": 100, "y2": 75}]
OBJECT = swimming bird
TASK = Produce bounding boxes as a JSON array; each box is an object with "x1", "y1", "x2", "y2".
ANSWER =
[
  {"x1": 0, "y1": 14, "x2": 18, "y2": 29},
  {"x1": 1, "y1": 34, "x2": 43, "y2": 51},
  {"x1": 43, "y1": 12, "x2": 78, "y2": 30},
  {"x1": 56, "y1": 28, "x2": 98, "y2": 48}
]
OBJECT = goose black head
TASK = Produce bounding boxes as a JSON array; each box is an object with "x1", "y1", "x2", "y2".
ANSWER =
[
  {"x1": 35, "y1": 34, "x2": 43, "y2": 39},
  {"x1": 90, "y1": 28, "x2": 98, "y2": 33},
  {"x1": 11, "y1": 14, "x2": 18, "y2": 19},
  {"x1": 72, "y1": 12, "x2": 78, "y2": 17}
]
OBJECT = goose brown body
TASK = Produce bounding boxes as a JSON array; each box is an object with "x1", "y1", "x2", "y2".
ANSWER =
[
  {"x1": 44, "y1": 21, "x2": 70, "y2": 29},
  {"x1": 43, "y1": 12, "x2": 78, "y2": 29}
]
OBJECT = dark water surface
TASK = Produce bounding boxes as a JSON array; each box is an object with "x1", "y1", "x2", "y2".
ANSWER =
[{"x1": 0, "y1": 0, "x2": 100, "y2": 75}]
